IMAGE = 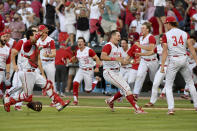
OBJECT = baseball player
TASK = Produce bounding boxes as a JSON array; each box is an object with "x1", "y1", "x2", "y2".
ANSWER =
[
  {"x1": 3, "y1": 29, "x2": 70, "y2": 112},
  {"x1": 161, "y1": 16, "x2": 197, "y2": 115},
  {"x1": 132, "y1": 22, "x2": 159, "y2": 100},
  {"x1": 0, "y1": 31, "x2": 11, "y2": 102},
  {"x1": 69, "y1": 37, "x2": 101, "y2": 105},
  {"x1": 144, "y1": 35, "x2": 169, "y2": 107},
  {"x1": 36, "y1": 25, "x2": 56, "y2": 91},
  {"x1": 101, "y1": 30, "x2": 146, "y2": 114}
]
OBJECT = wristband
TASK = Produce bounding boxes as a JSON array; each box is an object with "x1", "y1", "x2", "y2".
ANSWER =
[
  {"x1": 96, "y1": 64, "x2": 100, "y2": 68},
  {"x1": 111, "y1": 57, "x2": 116, "y2": 61}
]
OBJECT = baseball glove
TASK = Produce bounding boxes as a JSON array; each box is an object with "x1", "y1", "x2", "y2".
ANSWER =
[
  {"x1": 193, "y1": 66, "x2": 197, "y2": 76},
  {"x1": 26, "y1": 101, "x2": 42, "y2": 112}
]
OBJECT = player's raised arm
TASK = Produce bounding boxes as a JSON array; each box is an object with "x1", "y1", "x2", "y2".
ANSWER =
[{"x1": 188, "y1": 38, "x2": 197, "y2": 64}]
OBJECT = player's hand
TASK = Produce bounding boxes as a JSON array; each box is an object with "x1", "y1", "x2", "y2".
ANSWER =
[
  {"x1": 135, "y1": 53, "x2": 141, "y2": 57},
  {"x1": 160, "y1": 66, "x2": 165, "y2": 73},
  {"x1": 115, "y1": 57, "x2": 124, "y2": 63},
  {"x1": 13, "y1": 65, "x2": 19, "y2": 72},
  {"x1": 94, "y1": 67, "x2": 99, "y2": 72},
  {"x1": 135, "y1": 41, "x2": 140, "y2": 47}
]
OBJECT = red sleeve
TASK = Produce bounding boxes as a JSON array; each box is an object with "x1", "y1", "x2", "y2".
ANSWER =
[
  {"x1": 12, "y1": 41, "x2": 17, "y2": 49},
  {"x1": 50, "y1": 40, "x2": 56, "y2": 49},
  {"x1": 187, "y1": 33, "x2": 190, "y2": 40},
  {"x1": 127, "y1": 45, "x2": 134, "y2": 57},
  {"x1": 89, "y1": 49, "x2": 96, "y2": 57},
  {"x1": 14, "y1": 40, "x2": 23, "y2": 51},
  {"x1": 149, "y1": 35, "x2": 156, "y2": 44},
  {"x1": 23, "y1": 40, "x2": 32, "y2": 52},
  {"x1": 6, "y1": 50, "x2": 11, "y2": 64},
  {"x1": 172, "y1": 8, "x2": 184, "y2": 21},
  {"x1": 102, "y1": 44, "x2": 112, "y2": 55},
  {"x1": 162, "y1": 34, "x2": 167, "y2": 43}
]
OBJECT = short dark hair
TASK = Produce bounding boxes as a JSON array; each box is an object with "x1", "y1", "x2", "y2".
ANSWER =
[
  {"x1": 78, "y1": 37, "x2": 86, "y2": 43},
  {"x1": 28, "y1": 25, "x2": 37, "y2": 31},
  {"x1": 121, "y1": 38, "x2": 128, "y2": 43},
  {"x1": 168, "y1": 22, "x2": 178, "y2": 27},
  {"x1": 109, "y1": 30, "x2": 119, "y2": 39},
  {"x1": 26, "y1": 29, "x2": 35, "y2": 39},
  {"x1": 142, "y1": 22, "x2": 152, "y2": 33}
]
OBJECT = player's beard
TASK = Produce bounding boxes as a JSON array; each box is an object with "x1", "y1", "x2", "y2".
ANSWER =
[{"x1": 0, "y1": 40, "x2": 6, "y2": 46}]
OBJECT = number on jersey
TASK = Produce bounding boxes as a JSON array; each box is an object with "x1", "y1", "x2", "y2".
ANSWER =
[{"x1": 172, "y1": 35, "x2": 184, "y2": 46}]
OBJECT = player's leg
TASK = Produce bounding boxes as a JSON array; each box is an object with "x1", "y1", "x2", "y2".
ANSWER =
[
  {"x1": 36, "y1": 72, "x2": 70, "y2": 111},
  {"x1": 133, "y1": 60, "x2": 148, "y2": 96},
  {"x1": 180, "y1": 64, "x2": 197, "y2": 110},
  {"x1": 0, "y1": 71, "x2": 5, "y2": 98},
  {"x1": 103, "y1": 69, "x2": 146, "y2": 114},
  {"x1": 128, "y1": 69, "x2": 138, "y2": 88},
  {"x1": 148, "y1": 60, "x2": 159, "y2": 82},
  {"x1": 73, "y1": 69, "x2": 84, "y2": 105},
  {"x1": 146, "y1": 66, "x2": 166, "y2": 106},
  {"x1": 84, "y1": 70, "x2": 94, "y2": 92},
  {"x1": 44, "y1": 62, "x2": 56, "y2": 91}
]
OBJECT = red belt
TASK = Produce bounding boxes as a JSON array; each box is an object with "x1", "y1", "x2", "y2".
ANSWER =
[
  {"x1": 104, "y1": 68, "x2": 119, "y2": 70},
  {"x1": 82, "y1": 68, "x2": 92, "y2": 71},
  {"x1": 143, "y1": 58, "x2": 156, "y2": 61},
  {"x1": 26, "y1": 69, "x2": 35, "y2": 72},
  {"x1": 42, "y1": 59, "x2": 54, "y2": 62},
  {"x1": 0, "y1": 68, "x2": 4, "y2": 71},
  {"x1": 172, "y1": 54, "x2": 186, "y2": 57}
]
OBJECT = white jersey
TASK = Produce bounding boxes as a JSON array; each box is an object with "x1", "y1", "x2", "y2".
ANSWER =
[
  {"x1": 140, "y1": 34, "x2": 157, "y2": 59},
  {"x1": 157, "y1": 44, "x2": 169, "y2": 65},
  {"x1": 36, "y1": 36, "x2": 55, "y2": 62},
  {"x1": 103, "y1": 42, "x2": 121, "y2": 69},
  {"x1": 165, "y1": 28, "x2": 188, "y2": 56},
  {"x1": 7, "y1": 38, "x2": 16, "y2": 48},
  {"x1": 76, "y1": 47, "x2": 95, "y2": 68},
  {"x1": 0, "y1": 45, "x2": 10, "y2": 69},
  {"x1": 119, "y1": 47, "x2": 132, "y2": 68},
  {"x1": 17, "y1": 38, "x2": 27, "y2": 70}
]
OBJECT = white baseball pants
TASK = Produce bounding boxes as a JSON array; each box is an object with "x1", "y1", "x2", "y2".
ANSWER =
[
  {"x1": 133, "y1": 59, "x2": 159, "y2": 95},
  {"x1": 165, "y1": 56, "x2": 197, "y2": 110}
]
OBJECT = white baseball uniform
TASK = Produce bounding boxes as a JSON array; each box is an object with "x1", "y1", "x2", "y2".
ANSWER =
[
  {"x1": 149, "y1": 44, "x2": 169, "y2": 104},
  {"x1": 163, "y1": 27, "x2": 197, "y2": 110},
  {"x1": 73, "y1": 46, "x2": 96, "y2": 91},
  {"x1": 102, "y1": 42, "x2": 131, "y2": 96},
  {"x1": 36, "y1": 36, "x2": 56, "y2": 91},
  {"x1": 133, "y1": 34, "x2": 159, "y2": 95},
  {"x1": 119, "y1": 47, "x2": 132, "y2": 83}
]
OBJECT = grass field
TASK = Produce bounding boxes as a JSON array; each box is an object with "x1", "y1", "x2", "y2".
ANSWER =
[{"x1": 0, "y1": 96, "x2": 197, "y2": 131}]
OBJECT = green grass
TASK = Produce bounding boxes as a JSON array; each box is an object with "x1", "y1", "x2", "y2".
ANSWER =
[{"x1": 0, "y1": 97, "x2": 197, "y2": 131}]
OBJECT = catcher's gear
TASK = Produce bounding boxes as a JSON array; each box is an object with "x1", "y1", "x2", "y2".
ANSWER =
[
  {"x1": 193, "y1": 66, "x2": 197, "y2": 76},
  {"x1": 26, "y1": 101, "x2": 42, "y2": 112}
]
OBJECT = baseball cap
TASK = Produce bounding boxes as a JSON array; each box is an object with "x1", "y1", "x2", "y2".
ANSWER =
[
  {"x1": 0, "y1": 32, "x2": 6, "y2": 36},
  {"x1": 165, "y1": 16, "x2": 176, "y2": 24},
  {"x1": 65, "y1": 1, "x2": 71, "y2": 7},
  {"x1": 38, "y1": 25, "x2": 47, "y2": 31}
]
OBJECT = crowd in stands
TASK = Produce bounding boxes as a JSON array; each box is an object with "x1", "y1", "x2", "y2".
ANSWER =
[{"x1": 1, "y1": 0, "x2": 197, "y2": 95}]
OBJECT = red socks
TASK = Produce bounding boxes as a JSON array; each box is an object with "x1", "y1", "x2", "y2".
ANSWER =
[
  {"x1": 111, "y1": 91, "x2": 122, "y2": 102},
  {"x1": 126, "y1": 95, "x2": 139, "y2": 110},
  {"x1": 73, "y1": 82, "x2": 79, "y2": 97}
]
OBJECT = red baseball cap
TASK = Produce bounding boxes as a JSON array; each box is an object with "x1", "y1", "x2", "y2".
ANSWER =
[
  {"x1": 65, "y1": 1, "x2": 71, "y2": 7},
  {"x1": 165, "y1": 16, "x2": 177, "y2": 24},
  {"x1": 0, "y1": 32, "x2": 6, "y2": 36},
  {"x1": 38, "y1": 25, "x2": 47, "y2": 31}
]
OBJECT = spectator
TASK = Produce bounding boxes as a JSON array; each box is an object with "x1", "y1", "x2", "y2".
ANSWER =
[
  {"x1": 75, "y1": 3, "x2": 90, "y2": 43},
  {"x1": 45, "y1": 0, "x2": 56, "y2": 26},
  {"x1": 31, "y1": 0, "x2": 42, "y2": 23},
  {"x1": 129, "y1": 12, "x2": 146, "y2": 34},
  {"x1": 9, "y1": 13, "x2": 25, "y2": 41},
  {"x1": 128, "y1": 24, "x2": 139, "y2": 45},
  {"x1": 0, "y1": 14, "x2": 4, "y2": 32},
  {"x1": 101, "y1": 0, "x2": 120, "y2": 40},
  {"x1": 144, "y1": 0, "x2": 155, "y2": 20},
  {"x1": 64, "y1": 1, "x2": 76, "y2": 46},
  {"x1": 56, "y1": 1, "x2": 70, "y2": 46},
  {"x1": 55, "y1": 43, "x2": 70, "y2": 97},
  {"x1": 0, "y1": 2, "x2": 5, "y2": 17}
]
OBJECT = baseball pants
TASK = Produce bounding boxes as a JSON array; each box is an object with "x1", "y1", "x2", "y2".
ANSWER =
[
  {"x1": 165, "y1": 56, "x2": 197, "y2": 110},
  {"x1": 133, "y1": 59, "x2": 159, "y2": 95}
]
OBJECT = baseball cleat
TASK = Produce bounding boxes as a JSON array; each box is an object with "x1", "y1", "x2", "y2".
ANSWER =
[
  {"x1": 135, "y1": 108, "x2": 147, "y2": 114},
  {"x1": 73, "y1": 100, "x2": 78, "y2": 105},
  {"x1": 58, "y1": 100, "x2": 71, "y2": 112},
  {"x1": 180, "y1": 94, "x2": 189, "y2": 100},
  {"x1": 15, "y1": 106, "x2": 23, "y2": 111},
  {"x1": 144, "y1": 102, "x2": 154, "y2": 107},
  {"x1": 167, "y1": 109, "x2": 175, "y2": 115},
  {"x1": 3, "y1": 98, "x2": 10, "y2": 112},
  {"x1": 105, "y1": 98, "x2": 114, "y2": 112},
  {"x1": 159, "y1": 93, "x2": 165, "y2": 99}
]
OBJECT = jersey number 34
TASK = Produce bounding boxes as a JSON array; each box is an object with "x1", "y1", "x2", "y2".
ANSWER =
[{"x1": 172, "y1": 35, "x2": 184, "y2": 46}]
